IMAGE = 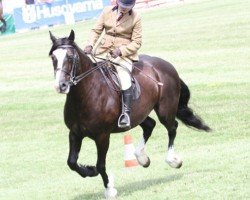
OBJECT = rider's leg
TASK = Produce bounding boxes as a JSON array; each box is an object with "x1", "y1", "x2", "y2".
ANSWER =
[
  {"x1": 113, "y1": 57, "x2": 133, "y2": 129},
  {"x1": 86, "y1": 53, "x2": 133, "y2": 128}
]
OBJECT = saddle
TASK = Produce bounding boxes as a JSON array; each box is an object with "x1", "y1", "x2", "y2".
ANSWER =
[{"x1": 98, "y1": 61, "x2": 141, "y2": 100}]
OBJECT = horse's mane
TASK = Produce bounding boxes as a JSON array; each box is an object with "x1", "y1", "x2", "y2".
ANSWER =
[{"x1": 49, "y1": 37, "x2": 85, "y2": 56}]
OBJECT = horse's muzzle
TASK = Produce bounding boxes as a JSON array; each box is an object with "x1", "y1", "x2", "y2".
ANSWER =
[{"x1": 55, "y1": 81, "x2": 70, "y2": 94}]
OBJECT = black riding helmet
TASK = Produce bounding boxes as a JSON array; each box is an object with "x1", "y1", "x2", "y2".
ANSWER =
[{"x1": 117, "y1": 0, "x2": 136, "y2": 9}]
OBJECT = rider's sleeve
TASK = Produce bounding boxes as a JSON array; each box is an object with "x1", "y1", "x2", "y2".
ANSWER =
[{"x1": 119, "y1": 14, "x2": 142, "y2": 57}]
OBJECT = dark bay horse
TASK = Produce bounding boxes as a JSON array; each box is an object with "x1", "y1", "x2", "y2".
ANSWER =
[{"x1": 49, "y1": 30, "x2": 210, "y2": 198}]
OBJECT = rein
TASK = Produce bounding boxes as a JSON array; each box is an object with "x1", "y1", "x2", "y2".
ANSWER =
[{"x1": 70, "y1": 64, "x2": 100, "y2": 86}]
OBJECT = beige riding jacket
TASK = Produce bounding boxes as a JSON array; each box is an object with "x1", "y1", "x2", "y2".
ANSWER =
[{"x1": 87, "y1": 6, "x2": 142, "y2": 61}]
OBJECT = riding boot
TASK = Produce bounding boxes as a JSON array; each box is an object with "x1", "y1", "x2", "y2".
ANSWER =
[{"x1": 118, "y1": 87, "x2": 133, "y2": 129}]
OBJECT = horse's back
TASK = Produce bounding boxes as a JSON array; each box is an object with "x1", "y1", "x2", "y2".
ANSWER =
[
  {"x1": 129, "y1": 54, "x2": 180, "y2": 120},
  {"x1": 137, "y1": 55, "x2": 181, "y2": 124},
  {"x1": 137, "y1": 54, "x2": 180, "y2": 86},
  {"x1": 137, "y1": 54, "x2": 181, "y2": 110}
]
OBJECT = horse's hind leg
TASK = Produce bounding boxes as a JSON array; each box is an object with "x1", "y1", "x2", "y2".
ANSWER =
[
  {"x1": 135, "y1": 116, "x2": 156, "y2": 168},
  {"x1": 155, "y1": 106, "x2": 182, "y2": 168},
  {"x1": 67, "y1": 130, "x2": 99, "y2": 178},
  {"x1": 165, "y1": 120, "x2": 182, "y2": 168}
]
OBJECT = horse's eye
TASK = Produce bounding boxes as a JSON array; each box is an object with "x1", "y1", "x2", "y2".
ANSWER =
[
  {"x1": 53, "y1": 59, "x2": 57, "y2": 66},
  {"x1": 51, "y1": 56, "x2": 57, "y2": 68}
]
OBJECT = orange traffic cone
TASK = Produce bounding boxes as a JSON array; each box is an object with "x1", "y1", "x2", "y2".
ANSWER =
[{"x1": 124, "y1": 133, "x2": 139, "y2": 168}]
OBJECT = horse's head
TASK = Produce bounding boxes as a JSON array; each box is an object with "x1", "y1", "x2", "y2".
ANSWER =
[{"x1": 49, "y1": 30, "x2": 79, "y2": 94}]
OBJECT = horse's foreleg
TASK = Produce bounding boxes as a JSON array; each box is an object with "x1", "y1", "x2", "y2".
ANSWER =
[
  {"x1": 95, "y1": 133, "x2": 117, "y2": 198},
  {"x1": 135, "y1": 116, "x2": 156, "y2": 167},
  {"x1": 166, "y1": 120, "x2": 182, "y2": 168},
  {"x1": 67, "y1": 131, "x2": 99, "y2": 178}
]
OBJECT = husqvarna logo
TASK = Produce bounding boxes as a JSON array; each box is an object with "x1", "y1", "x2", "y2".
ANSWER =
[{"x1": 21, "y1": 0, "x2": 104, "y2": 24}]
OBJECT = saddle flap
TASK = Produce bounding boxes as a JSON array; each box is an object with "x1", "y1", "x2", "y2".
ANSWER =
[{"x1": 99, "y1": 62, "x2": 141, "y2": 100}]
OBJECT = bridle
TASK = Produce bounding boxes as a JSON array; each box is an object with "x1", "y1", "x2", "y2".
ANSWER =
[{"x1": 54, "y1": 45, "x2": 101, "y2": 86}]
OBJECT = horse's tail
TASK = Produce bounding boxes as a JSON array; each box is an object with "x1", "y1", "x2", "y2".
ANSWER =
[{"x1": 176, "y1": 79, "x2": 211, "y2": 132}]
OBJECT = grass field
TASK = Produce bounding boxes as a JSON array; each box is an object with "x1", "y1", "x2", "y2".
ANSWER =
[{"x1": 0, "y1": 0, "x2": 249, "y2": 199}]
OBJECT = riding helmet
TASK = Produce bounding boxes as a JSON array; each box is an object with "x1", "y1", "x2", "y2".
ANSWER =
[{"x1": 117, "y1": 0, "x2": 136, "y2": 9}]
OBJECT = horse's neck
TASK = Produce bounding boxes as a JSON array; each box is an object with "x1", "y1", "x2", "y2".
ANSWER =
[
  {"x1": 78, "y1": 52, "x2": 94, "y2": 73},
  {"x1": 66, "y1": 54, "x2": 120, "y2": 121},
  {"x1": 73, "y1": 53, "x2": 100, "y2": 99}
]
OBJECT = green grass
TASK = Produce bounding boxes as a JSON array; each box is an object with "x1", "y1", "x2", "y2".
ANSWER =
[{"x1": 0, "y1": 0, "x2": 250, "y2": 199}]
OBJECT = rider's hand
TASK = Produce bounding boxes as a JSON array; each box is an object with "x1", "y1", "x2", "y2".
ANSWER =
[
  {"x1": 84, "y1": 45, "x2": 93, "y2": 54},
  {"x1": 110, "y1": 48, "x2": 122, "y2": 58}
]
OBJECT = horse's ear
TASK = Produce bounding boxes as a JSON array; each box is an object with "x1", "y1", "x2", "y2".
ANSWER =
[
  {"x1": 49, "y1": 31, "x2": 56, "y2": 43},
  {"x1": 68, "y1": 30, "x2": 75, "y2": 42}
]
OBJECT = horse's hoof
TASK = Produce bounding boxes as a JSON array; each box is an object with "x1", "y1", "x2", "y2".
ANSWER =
[
  {"x1": 104, "y1": 187, "x2": 117, "y2": 199},
  {"x1": 142, "y1": 157, "x2": 150, "y2": 168},
  {"x1": 135, "y1": 151, "x2": 150, "y2": 168},
  {"x1": 166, "y1": 154, "x2": 183, "y2": 168}
]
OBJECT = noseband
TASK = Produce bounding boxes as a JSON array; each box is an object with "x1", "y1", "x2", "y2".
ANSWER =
[{"x1": 55, "y1": 45, "x2": 101, "y2": 86}]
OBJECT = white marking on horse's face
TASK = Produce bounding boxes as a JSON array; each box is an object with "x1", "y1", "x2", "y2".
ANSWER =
[{"x1": 53, "y1": 49, "x2": 68, "y2": 93}]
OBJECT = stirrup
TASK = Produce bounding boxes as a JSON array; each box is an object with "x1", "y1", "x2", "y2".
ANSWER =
[{"x1": 118, "y1": 113, "x2": 131, "y2": 128}]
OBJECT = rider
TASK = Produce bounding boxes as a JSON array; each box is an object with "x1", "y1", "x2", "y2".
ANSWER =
[
  {"x1": 0, "y1": 0, "x2": 6, "y2": 33},
  {"x1": 84, "y1": 0, "x2": 142, "y2": 129}
]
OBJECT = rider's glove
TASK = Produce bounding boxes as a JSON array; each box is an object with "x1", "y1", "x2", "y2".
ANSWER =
[
  {"x1": 110, "y1": 48, "x2": 122, "y2": 58},
  {"x1": 84, "y1": 45, "x2": 93, "y2": 54}
]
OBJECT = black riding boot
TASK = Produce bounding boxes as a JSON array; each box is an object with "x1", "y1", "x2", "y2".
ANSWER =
[{"x1": 118, "y1": 87, "x2": 133, "y2": 129}]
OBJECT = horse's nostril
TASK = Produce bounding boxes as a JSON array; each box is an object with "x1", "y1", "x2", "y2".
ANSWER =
[{"x1": 60, "y1": 82, "x2": 68, "y2": 90}]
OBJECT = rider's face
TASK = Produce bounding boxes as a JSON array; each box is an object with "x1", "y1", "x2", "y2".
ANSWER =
[{"x1": 119, "y1": 6, "x2": 131, "y2": 14}]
